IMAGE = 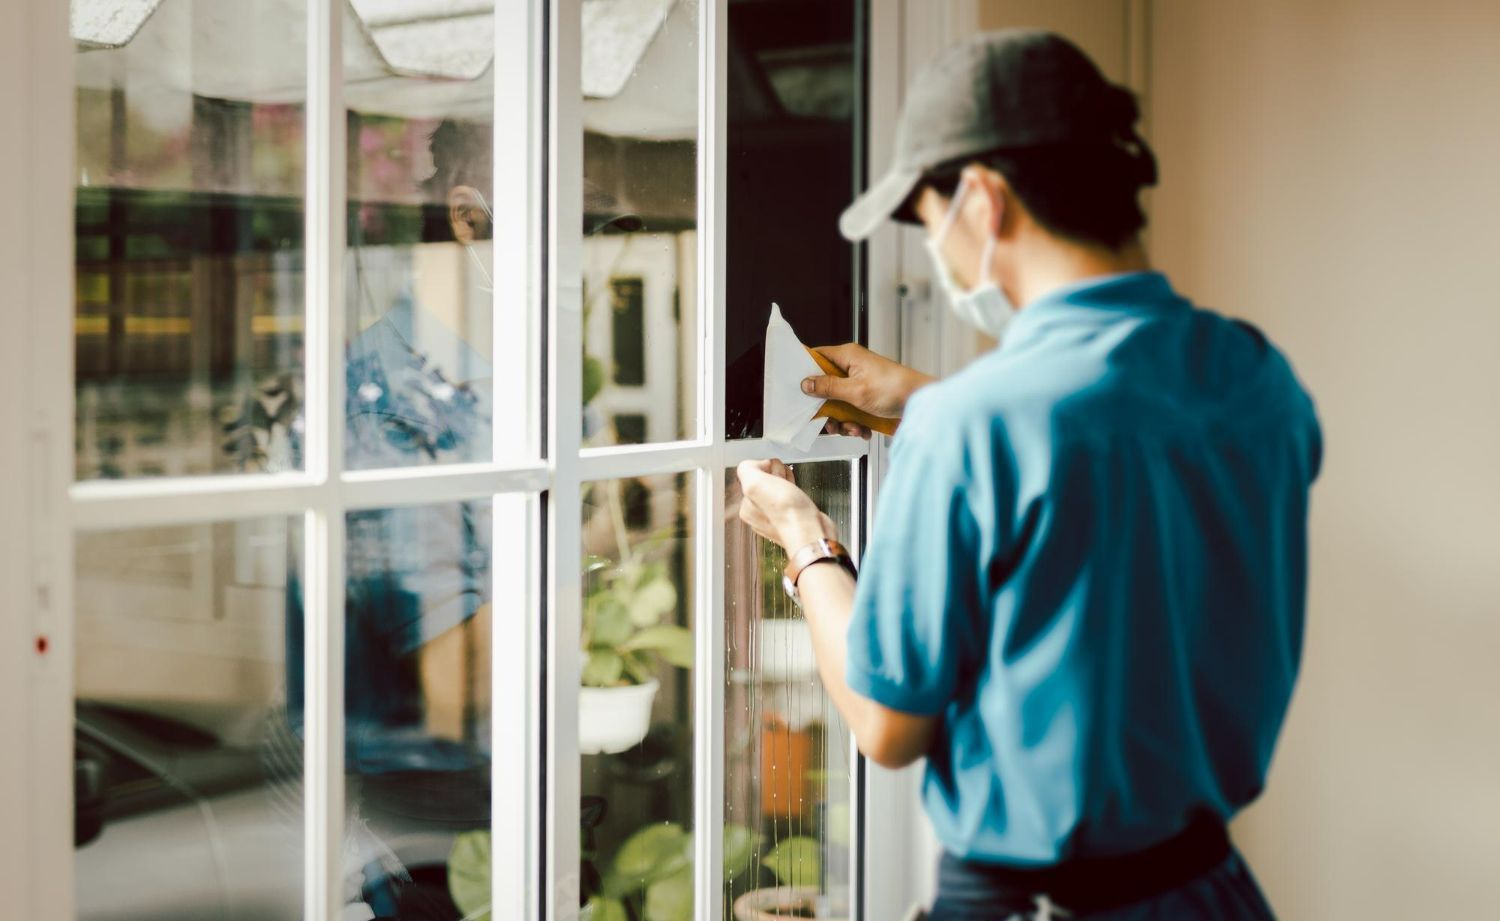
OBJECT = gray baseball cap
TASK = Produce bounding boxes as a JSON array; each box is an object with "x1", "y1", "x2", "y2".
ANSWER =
[{"x1": 839, "y1": 30, "x2": 1138, "y2": 241}]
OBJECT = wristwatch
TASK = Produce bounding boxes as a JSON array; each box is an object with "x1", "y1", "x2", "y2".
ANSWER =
[{"x1": 782, "y1": 538, "x2": 857, "y2": 607}]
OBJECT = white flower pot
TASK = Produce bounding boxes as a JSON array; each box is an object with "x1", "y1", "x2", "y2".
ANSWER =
[{"x1": 578, "y1": 678, "x2": 659, "y2": 755}]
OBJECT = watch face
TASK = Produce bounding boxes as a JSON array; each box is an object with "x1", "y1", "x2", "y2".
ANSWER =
[{"x1": 781, "y1": 572, "x2": 801, "y2": 608}]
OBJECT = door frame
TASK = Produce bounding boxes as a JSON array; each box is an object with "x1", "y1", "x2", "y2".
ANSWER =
[{"x1": 1, "y1": 0, "x2": 76, "y2": 916}]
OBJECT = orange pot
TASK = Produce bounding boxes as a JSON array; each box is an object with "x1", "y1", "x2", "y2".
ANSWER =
[{"x1": 760, "y1": 715, "x2": 814, "y2": 820}]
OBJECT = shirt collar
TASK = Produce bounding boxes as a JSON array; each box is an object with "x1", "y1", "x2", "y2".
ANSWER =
[{"x1": 1001, "y1": 271, "x2": 1182, "y2": 351}]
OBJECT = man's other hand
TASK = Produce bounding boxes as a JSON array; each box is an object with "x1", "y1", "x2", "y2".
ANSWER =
[{"x1": 736, "y1": 459, "x2": 837, "y2": 552}]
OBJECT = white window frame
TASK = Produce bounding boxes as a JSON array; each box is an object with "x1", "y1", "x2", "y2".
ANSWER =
[{"x1": 1, "y1": 0, "x2": 918, "y2": 918}]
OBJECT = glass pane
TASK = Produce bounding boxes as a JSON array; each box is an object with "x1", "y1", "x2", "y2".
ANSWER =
[
  {"x1": 328, "y1": 500, "x2": 495, "y2": 920},
  {"x1": 725, "y1": 0, "x2": 863, "y2": 439},
  {"x1": 74, "y1": 0, "x2": 307, "y2": 480},
  {"x1": 75, "y1": 517, "x2": 304, "y2": 919},
  {"x1": 580, "y1": 0, "x2": 699, "y2": 447},
  {"x1": 580, "y1": 474, "x2": 695, "y2": 918},
  {"x1": 725, "y1": 462, "x2": 854, "y2": 919},
  {"x1": 344, "y1": 2, "x2": 505, "y2": 470}
]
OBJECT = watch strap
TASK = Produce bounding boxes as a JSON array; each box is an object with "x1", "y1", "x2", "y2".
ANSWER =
[{"x1": 783, "y1": 538, "x2": 855, "y2": 590}]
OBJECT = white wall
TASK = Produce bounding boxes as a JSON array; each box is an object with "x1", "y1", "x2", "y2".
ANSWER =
[{"x1": 1149, "y1": 1, "x2": 1500, "y2": 917}]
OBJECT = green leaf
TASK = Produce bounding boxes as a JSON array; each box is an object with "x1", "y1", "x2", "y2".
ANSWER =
[
  {"x1": 620, "y1": 625, "x2": 694, "y2": 669},
  {"x1": 582, "y1": 649, "x2": 625, "y2": 687},
  {"x1": 447, "y1": 830, "x2": 492, "y2": 921},
  {"x1": 627, "y1": 576, "x2": 677, "y2": 627},
  {"x1": 581, "y1": 895, "x2": 628, "y2": 921},
  {"x1": 762, "y1": 836, "x2": 821, "y2": 889},
  {"x1": 611, "y1": 823, "x2": 691, "y2": 891},
  {"x1": 590, "y1": 596, "x2": 633, "y2": 648},
  {"x1": 643, "y1": 866, "x2": 694, "y2": 921},
  {"x1": 620, "y1": 650, "x2": 655, "y2": 685},
  {"x1": 723, "y1": 823, "x2": 759, "y2": 884}
]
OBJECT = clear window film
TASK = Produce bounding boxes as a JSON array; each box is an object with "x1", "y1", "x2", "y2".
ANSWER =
[
  {"x1": 579, "y1": 473, "x2": 696, "y2": 919},
  {"x1": 725, "y1": 0, "x2": 862, "y2": 439},
  {"x1": 74, "y1": 517, "x2": 305, "y2": 918},
  {"x1": 725, "y1": 462, "x2": 855, "y2": 920},
  {"x1": 73, "y1": 0, "x2": 308, "y2": 480},
  {"x1": 580, "y1": 0, "x2": 699, "y2": 447}
]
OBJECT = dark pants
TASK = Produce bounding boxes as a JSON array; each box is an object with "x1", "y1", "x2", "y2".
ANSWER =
[{"x1": 928, "y1": 851, "x2": 1277, "y2": 921}]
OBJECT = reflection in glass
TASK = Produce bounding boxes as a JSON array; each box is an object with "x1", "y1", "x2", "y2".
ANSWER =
[
  {"x1": 725, "y1": 0, "x2": 863, "y2": 439},
  {"x1": 319, "y1": 500, "x2": 494, "y2": 920},
  {"x1": 75, "y1": 517, "x2": 304, "y2": 920},
  {"x1": 344, "y1": 2, "x2": 500, "y2": 470},
  {"x1": 725, "y1": 462, "x2": 854, "y2": 920},
  {"x1": 73, "y1": 0, "x2": 308, "y2": 480},
  {"x1": 579, "y1": 474, "x2": 696, "y2": 919},
  {"x1": 581, "y1": 0, "x2": 699, "y2": 447}
]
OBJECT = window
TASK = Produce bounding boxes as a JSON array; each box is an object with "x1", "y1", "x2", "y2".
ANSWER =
[{"x1": 59, "y1": 0, "x2": 875, "y2": 919}]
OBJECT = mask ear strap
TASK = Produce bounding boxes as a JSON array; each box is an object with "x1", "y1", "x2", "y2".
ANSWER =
[
  {"x1": 934, "y1": 174, "x2": 969, "y2": 243},
  {"x1": 978, "y1": 186, "x2": 1003, "y2": 287}
]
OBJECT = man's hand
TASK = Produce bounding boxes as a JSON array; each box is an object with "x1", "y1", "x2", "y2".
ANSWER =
[
  {"x1": 803, "y1": 344, "x2": 935, "y2": 438},
  {"x1": 736, "y1": 459, "x2": 837, "y2": 552}
]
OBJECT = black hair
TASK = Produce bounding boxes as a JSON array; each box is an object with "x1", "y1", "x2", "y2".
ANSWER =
[
  {"x1": 421, "y1": 119, "x2": 492, "y2": 201},
  {"x1": 917, "y1": 89, "x2": 1158, "y2": 251}
]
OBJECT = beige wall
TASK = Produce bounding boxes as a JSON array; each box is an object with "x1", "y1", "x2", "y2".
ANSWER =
[
  {"x1": 977, "y1": 0, "x2": 1133, "y2": 81},
  {"x1": 1149, "y1": 1, "x2": 1500, "y2": 917}
]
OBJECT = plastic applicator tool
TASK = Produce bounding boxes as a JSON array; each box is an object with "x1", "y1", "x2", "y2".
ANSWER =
[{"x1": 762, "y1": 303, "x2": 899, "y2": 451}]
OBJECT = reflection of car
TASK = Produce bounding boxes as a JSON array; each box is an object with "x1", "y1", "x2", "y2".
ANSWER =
[{"x1": 74, "y1": 703, "x2": 485, "y2": 921}]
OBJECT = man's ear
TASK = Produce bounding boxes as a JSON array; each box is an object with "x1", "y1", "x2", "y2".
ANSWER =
[{"x1": 965, "y1": 164, "x2": 1009, "y2": 237}]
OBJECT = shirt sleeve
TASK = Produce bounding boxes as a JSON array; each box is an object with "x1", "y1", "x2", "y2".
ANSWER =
[{"x1": 845, "y1": 390, "x2": 998, "y2": 716}]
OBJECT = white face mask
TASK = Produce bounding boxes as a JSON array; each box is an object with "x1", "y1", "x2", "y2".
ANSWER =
[{"x1": 923, "y1": 176, "x2": 1017, "y2": 340}]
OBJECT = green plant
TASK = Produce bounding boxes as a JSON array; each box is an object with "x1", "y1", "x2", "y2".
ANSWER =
[
  {"x1": 761, "y1": 835, "x2": 821, "y2": 889},
  {"x1": 582, "y1": 481, "x2": 693, "y2": 688},
  {"x1": 450, "y1": 822, "x2": 758, "y2": 921},
  {"x1": 447, "y1": 830, "x2": 492, "y2": 921},
  {"x1": 582, "y1": 546, "x2": 693, "y2": 687},
  {"x1": 582, "y1": 821, "x2": 759, "y2": 921}
]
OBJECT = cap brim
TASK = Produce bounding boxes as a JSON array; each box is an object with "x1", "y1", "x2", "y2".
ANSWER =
[{"x1": 838, "y1": 166, "x2": 922, "y2": 241}]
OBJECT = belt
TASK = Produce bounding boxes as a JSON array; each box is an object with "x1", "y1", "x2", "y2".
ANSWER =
[{"x1": 936, "y1": 817, "x2": 1232, "y2": 915}]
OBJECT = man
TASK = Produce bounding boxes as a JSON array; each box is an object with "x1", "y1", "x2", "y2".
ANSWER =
[{"x1": 736, "y1": 31, "x2": 1321, "y2": 920}]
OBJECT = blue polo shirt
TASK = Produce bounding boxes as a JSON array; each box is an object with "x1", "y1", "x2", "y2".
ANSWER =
[{"x1": 845, "y1": 272, "x2": 1321, "y2": 865}]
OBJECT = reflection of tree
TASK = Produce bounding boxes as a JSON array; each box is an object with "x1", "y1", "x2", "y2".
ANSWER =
[{"x1": 220, "y1": 371, "x2": 302, "y2": 472}]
